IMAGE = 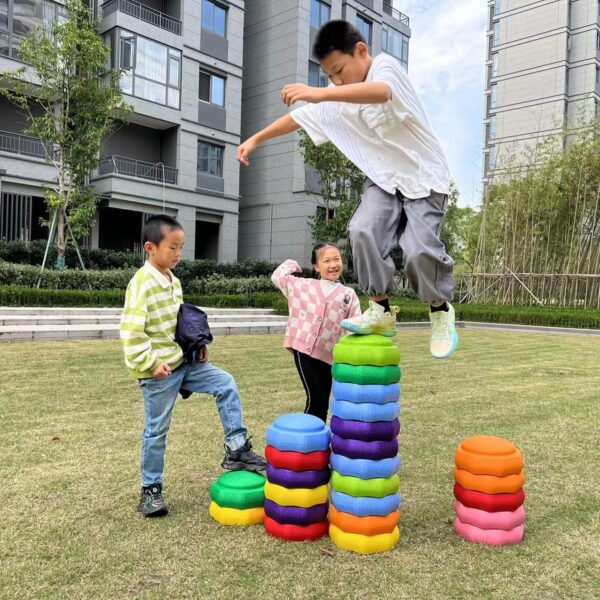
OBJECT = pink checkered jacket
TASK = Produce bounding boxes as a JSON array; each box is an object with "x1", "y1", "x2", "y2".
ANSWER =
[{"x1": 272, "y1": 260, "x2": 362, "y2": 365}]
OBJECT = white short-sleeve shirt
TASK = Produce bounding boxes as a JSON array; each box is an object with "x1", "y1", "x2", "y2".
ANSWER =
[{"x1": 291, "y1": 53, "x2": 451, "y2": 199}]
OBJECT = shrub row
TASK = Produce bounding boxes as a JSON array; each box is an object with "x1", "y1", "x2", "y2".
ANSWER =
[{"x1": 1, "y1": 286, "x2": 598, "y2": 329}]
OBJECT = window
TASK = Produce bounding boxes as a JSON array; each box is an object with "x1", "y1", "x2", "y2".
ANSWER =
[
  {"x1": 596, "y1": 65, "x2": 600, "y2": 85},
  {"x1": 308, "y1": 60, "x2": 328, "y2": 87},
  {"x1": 494, "y1": 0, "x2": 501, "y2": 16},
  {"x1": 199, "y1": 68, "x2": 225, "y2": 106},
  {"x1": 381, "y1": 24, "x2": 409, "y2": 70},
  {"x1": 197, "y1": 141, "x2": 223, "y2": 178},
  {"x1": 202, "y1": 0, "x2": 226, "y2": 37},
  {"x1": 491, "y1": 84, "x2": 497, "y2": 108},
  {"x1": 492, "y1": 52, "x2": 499, "y2": 76},
  {"x1": 489, "y1": 146, "x2": 497, "y2": 169},
  {"x1": 493, "y1": 21, "x2": 500, "y2": 45},
  {"x1": 489, "y1": 115, "x2": 497, "y2": 140},
  {"x1": 356, "y1": 14, "x2": 372, "y2": 48},
  {"x1": 117, "y1": 30, "x2": 181, "y2": 108},
  {"x1": 310, "y1": 0, "x2": 329, "y2": 29},
  {"x1": 597, "y1": 30, "x2": 600, "y2": 49}
]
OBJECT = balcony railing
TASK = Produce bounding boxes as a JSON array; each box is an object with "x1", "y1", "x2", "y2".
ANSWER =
[
  {"x1": 98, "y1": 155, "x2": 178, "y2": 185},
  {"x1": 383, "y1": 2, "x2": 410, "y2": 27},
  {"x1": 0, "y1": 129, "x2": 57, "y2": 159},
  {"x1": 102, "y1": 0, "x2": 182, "y2": 35}
]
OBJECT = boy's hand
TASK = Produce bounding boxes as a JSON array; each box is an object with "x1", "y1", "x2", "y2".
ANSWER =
[
  {"x1": 153, "y1": 362, "x2": 172, "y2": 378},
  {"x1": 281, "y1": 84, "x2": 325, "y2": 106},
  {"x1": 198, "y1": 346, "x2": 209, "y2": 363},
  {"x1": 236, "y1": 137, "x2": 258, "y2": 167}
]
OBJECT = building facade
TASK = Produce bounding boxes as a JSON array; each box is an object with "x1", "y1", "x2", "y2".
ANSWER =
[
  {"x1": 0, "y1": 0, "x2": 245, "y2": 261},
  {"x1": 238, "y1": 0, "x2": 410, "y2": 266},
  {"x1": 483, "y1": 0, "x2": 600, "y2": 186}
]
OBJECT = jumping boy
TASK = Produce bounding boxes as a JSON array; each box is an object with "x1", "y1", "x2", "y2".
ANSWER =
[
  {"x1": 237, "y1": 20, "x2": 457, "y2": 358},
  {"x1": 120, "y1": 215, "x2": 266, "y2": 517}
]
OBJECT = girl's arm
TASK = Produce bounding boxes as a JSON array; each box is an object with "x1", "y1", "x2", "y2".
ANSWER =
[{"x1": 271, "y1": 259, "x2": 303, "y2": 298}]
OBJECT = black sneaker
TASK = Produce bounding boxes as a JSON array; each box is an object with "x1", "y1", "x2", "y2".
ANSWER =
[
  {"x1": 138, "y1": 483, "x2": 169, "y2": 517},
  {"x1": 221, "y1": 438, "x2": 267, "y2": 473}
]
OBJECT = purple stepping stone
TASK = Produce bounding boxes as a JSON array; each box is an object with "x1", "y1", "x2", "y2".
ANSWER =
[
  {"x1": 331, "y1": 434, "x2": 399, "y2": 460},
  {"x1": 266, "y1": 464, "x2": 331, "y2": 488},
  {"x1": 330, "y1": 416, "x2": 400, "y2": 442},
  {"x1": 264, "y1": 499, "x2": 329, "y2": 526}
]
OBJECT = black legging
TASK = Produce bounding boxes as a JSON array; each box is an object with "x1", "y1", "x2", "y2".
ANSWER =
[{"x1": 292, "y1": 350, "x2": 333, "y2": 423}]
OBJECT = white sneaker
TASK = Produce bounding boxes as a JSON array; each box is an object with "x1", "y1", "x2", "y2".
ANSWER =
[
  {"x1": 341, "y1": 301, "x2": 398, "y2": 337},
  {"x1": 429, "y1": 303, "x2": 459, "y2": 359}
]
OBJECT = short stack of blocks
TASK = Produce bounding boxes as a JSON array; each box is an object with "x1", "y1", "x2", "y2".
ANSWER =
[
  {"x1": 209, "y1": 471, "x2": 266, "y2": 526},
  {"x1": 264, "y1": 413, "x2": 331, "y2": 541},
  {"x1": 453, "y1": 435, "x2": 526, "y2": 545}
]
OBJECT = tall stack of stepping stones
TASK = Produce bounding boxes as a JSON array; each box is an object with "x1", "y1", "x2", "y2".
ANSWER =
[
  {"x1": 209, "y1": 471, "x2": 266, "y2": 526},
  {"x1": 453, "y1": 435, "x2": 526, "y2": 545},
  {"x1": 328, "y1": 334, "x2": 401, "y2": 554},
  {"x1": 263, "y1": 413, "x2": 331, "y2": 541}
]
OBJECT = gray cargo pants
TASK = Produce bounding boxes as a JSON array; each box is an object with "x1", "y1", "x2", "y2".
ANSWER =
[{"x1": 348, "y1": 181, "x2": 455, "y2": 304}]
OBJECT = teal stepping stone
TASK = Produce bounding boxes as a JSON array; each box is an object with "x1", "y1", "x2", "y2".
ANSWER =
[
  {"x1": 333, "y1": 334, "x2": 400, "y2": 367},
  {"x1": 333, "y1": 363, "x2": 401, "y2": 385},
  {"x1": 210, "y1": 471, "x2": 266, "y2": 510},
  {"x1": 331, "y1": 471, "x2": 401, "y2": 498}
]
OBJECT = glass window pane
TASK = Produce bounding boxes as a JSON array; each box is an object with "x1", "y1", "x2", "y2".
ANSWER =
[
  {"x1": 392, "y1": 30, "x2": 401, "y2": 59},
  {"x1": 199, "y1": 70, "x2": 210, "y2": 101},
  {"x1": 321, "y1": 2, "x2": 329, "y2": 23},
  {"x1": 402, "y1": 37, "x2": 409, "y2": 63},
  {"x1": 168, "y1": 57, "x2": 180, "y2": 87},
  {"x1": 136, "y1": 37, "x2": 167, "y2": 83},
  {"x1": 0, "y1": 32, "x2": 9, "y2": 56},
  {"x1": 135, "y1": 77, "x2": 166, "y2": 104},
  {"x1": 310, "y1": 0, "x2": 319, "y2": 29},
  {"x1": 0, "y1": 0, "x2": 8, "y2": 30},
  {"x1": 202, "y1": 0, "x2": 213, "y2": 30},
  {"x1": 167, "y1": 87, "x2": 180, "y2": 108},
  {"x1": 381, "y1": 25, "x2": 388, "y2": 52},
  {"x1": 214, "y1": 4, "x2": 226, "y2": 36},
  {"x1": 308, "y1": 61, "x2": 319, "y2": 87},
  {"x1": 13, "y1": 0, "x2": 43, "y2": 37},
  {"x1": 120, "y1": 34, "x2": 135, "y2": 70},
  {"x1": 211, "y1": 74, "x2": 225, "y2": 106},
  {"x1": 120, "y1": 71, "x2": 133, "y2": 94}
]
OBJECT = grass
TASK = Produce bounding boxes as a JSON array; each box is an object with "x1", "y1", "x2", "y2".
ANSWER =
[{"x1": 1, "y1": 331, "x2": 599, "y2": 599}]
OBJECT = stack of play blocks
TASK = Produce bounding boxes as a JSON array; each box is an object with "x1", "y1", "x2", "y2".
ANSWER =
[
  {"x1": 328, "y1": 334, "x2": 401, "y2": 554},
  {"x1": 453, "y1": 435, "x2": 526, "y2": 545},
  {"x1": 263, "y1": 413, "x2": 331, "y2": 541},
  {"x1": 209, "y1": 470, "x2": 266, "y2": 526}
]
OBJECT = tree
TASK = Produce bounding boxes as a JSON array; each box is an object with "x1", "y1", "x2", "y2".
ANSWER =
[
  {"x1": 298, "y1": 130, "x2": 364, "y2": 255},
  {"x1": 0, "y1": 0, "x2": 128, "y2": 267}
]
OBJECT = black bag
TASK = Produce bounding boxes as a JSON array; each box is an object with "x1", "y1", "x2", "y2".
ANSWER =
[{"x1": 175, "y1": 303, "x2": 213, "y2": 364}]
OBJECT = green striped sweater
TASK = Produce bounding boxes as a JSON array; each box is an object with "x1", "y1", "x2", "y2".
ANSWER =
[{"x1": 120, "y1": 262, "x2": 184, "y2": 379}]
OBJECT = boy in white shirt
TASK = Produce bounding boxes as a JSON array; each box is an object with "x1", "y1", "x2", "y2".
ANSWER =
[{"x1": 237, "y1": 20, "x2": 458, "y2": 359}]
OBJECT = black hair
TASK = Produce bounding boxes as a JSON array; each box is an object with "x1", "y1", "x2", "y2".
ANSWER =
[
  {"x1": 143, "y1": 214, "x2": 184, "y2": 245},
  {"x1": 311, "y1": 242, "x2": 340, "y2": 266},
  {"x1": 312, "y1": 20, "x2": 365, "y2": 61}
]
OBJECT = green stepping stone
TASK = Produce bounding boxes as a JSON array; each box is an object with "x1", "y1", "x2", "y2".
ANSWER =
[
  {"x1": 333, "y1": 334, "x2": 400, "y2": 367},
  {"x1": 331, "y1": 471, "x2": 400, "y2": 498},
  {"x1": 332, "y1": 363, "x2": 401, "y2": 385},
  {"x1": 210, "y1": 471, "x2": 266, "y2": 510}
]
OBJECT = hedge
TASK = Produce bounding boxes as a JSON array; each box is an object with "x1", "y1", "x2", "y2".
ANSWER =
[{"x1": 1, "y1": 285, "x2": 598, "y2": 328}]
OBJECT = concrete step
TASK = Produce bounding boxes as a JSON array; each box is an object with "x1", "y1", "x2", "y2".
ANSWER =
[
  {"x1": 0, "y1": 306, "x2": 277, "y2": 316},
  {"x1": 0, "y1": 320, "x2": 287, "y2": 341}
]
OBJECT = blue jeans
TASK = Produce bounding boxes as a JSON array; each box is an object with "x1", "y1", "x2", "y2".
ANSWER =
[{"x1": 138, "y1": 361, "x2": 248, "y2": 486}]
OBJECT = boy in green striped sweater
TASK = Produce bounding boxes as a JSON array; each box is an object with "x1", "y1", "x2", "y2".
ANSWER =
[{"x1": 120, "y1": 215, "x2": 266, "y2": 517}]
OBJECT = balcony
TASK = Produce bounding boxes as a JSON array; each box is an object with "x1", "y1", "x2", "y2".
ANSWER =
[
  {"x1": 382, "y1": 2, "x2": 410, "y2": 27},
  {"x1": 97, "y1": 155, "x2": 178, "y2": 185},
  {"x1": 0, "y1": 129, "x2": 57, "y2": 160},
  {"x1": 101, "y1": 0, "x2": 182, "y2": 36}
]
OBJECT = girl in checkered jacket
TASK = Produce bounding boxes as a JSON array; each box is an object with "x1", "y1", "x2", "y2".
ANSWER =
[{"x1": 271, "y1": 243, "x2": 361, "y2": 422}]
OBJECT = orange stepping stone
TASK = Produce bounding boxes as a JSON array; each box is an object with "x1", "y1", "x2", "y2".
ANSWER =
[
  {"x1": 455, "y1": 436, "x2": 523, "y2": 476},
  {"x1": 329, "y1": 505, "x2": 399, "y2": 536},
  {"x1": 454, "y1": 467, "x2": 525, "y2": 494}
]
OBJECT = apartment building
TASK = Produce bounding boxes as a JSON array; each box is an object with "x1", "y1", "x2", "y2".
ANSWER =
[
  {"x1": 238, "y1": 0, "x2": 410, "y2": 265},
  {"x1": 0, "y1": 0, "x2": 244, "y2": 261},
  {"x1": 483, "y1": 0, "x2": 600, "y2": 186}
]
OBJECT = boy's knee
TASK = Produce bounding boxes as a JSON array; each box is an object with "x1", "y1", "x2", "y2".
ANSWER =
[
  {"x1": 348, "y1": 222, "x2": 375, "y2": 248},
  {"x1": 404, "y1": 250, "x2": 430, "y2": 273}
]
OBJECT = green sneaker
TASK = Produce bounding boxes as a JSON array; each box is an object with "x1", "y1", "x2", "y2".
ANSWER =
[
  {"x1": 341, "y1": 301, "x2": 399, "y2": 337},
  {"x1": 429, "y1": 303, "x2": 459, "y2": 359}
]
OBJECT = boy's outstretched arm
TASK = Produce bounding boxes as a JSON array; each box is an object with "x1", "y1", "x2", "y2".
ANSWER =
[
  {"x1": 281, "y1": 82, "x2": 391, "y2": 106},
  {"x1": 237, "y1": 114, "x2": 301, "y2": 166}
]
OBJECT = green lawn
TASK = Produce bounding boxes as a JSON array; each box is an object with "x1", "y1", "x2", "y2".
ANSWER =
[{"x1": 1, "y1": 331, "x2": 599, "y2": 599}]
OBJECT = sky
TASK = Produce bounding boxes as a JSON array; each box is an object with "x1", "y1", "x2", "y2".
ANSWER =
[{"x1": 395, "y1": 0, "x2": 488, "y2": 208}]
